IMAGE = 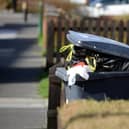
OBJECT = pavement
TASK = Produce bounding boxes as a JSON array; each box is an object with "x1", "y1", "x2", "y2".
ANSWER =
[{"x1": 0, "y1": 11, "x2": 47, "y2": 129}]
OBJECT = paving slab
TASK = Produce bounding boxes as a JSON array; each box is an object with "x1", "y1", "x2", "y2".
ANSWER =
[
  {"x1": 0, "y1": 83, "x2": 41, "y2": 98},
  {"x1": 0, "y1": 108, "x2": 47, "y2": 129}
]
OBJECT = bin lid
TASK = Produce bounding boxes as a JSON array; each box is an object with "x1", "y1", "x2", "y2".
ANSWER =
[{"x1": 67, "y1": 31, "x2": 129, "y2": 59}]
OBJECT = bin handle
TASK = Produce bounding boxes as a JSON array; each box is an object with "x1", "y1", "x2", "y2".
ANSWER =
[
  {"x1": 59, "y1": 44, "x2": 74, "y2": 62},
  {"x1": 85, "y1": 56, "x2": 96, "y2": 72}
]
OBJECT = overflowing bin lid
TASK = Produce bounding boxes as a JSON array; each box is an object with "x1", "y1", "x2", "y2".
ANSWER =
[{"x1": 67, "y1": 31, "x2": 129, "y2": 59}]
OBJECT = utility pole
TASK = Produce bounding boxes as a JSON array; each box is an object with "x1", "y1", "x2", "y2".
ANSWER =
[
  {"x1": 22, "y1": 0, "x2": 28, "y2": 23},
  {"x1": 38, "y1": 0, "x2": 44, "y2": 45},
  {"x1": 12, "y1": 0, "x2": 17, "y2": 12}
]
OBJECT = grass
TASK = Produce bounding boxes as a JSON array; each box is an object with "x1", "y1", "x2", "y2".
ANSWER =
[
  {"x1": 58, "y1": 100, "x2": 129, "y2": 129},
  {"x1": 38, "y1": 70, "x2": 49, "y2": 98}
]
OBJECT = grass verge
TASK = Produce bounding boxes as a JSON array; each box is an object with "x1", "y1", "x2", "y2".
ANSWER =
[{"x1": 38, "y1": 70, "x2": 49, "y2": 98}]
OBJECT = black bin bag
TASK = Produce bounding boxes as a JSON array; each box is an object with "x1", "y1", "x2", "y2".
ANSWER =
[{"x1": 56, "y1": 31, "x2": 129, "y2": 102}]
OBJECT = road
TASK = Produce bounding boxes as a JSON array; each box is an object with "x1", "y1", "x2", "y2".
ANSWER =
[{"x1": 0, "y1": 11, "x2": 47, "y2": 129}]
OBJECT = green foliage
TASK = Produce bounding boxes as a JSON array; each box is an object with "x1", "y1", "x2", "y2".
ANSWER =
[{"x1": 38, "y1": 71, "x2": 49, "y2": 98}]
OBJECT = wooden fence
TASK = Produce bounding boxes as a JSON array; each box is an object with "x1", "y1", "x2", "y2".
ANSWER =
[
  {"x1": 47, "y1": 17, "x2": 129, "y2": 129},
  {"x1": 46, "y1": 17, "x2": 129, "y2": 67}
]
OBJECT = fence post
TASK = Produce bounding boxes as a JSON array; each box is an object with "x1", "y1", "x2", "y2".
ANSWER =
[
  {"x1": 126, "y1": 20, "x2": 129, "y2": 44},
  {"x1": 103, "y1": 19, "x2": 108, "y2": 37},
  {"x1": 47, "y1": 63, "x2": 64, "y2": 129},
  {"x1": 87, "y1": 18, "x2": 93, "y2": 33},
  {"x1": 56, "y1": 17, "x2": 62, "y2": 63},
  {"x1": 110, "y1": 20, "x2": 116, "y2": 40},
  {"x1": 96, "y1": 19, "x2": 101, "y2": 35},
  {"x1": 73, "y1": 19, "x2": 78, "y2": 31},
  {"x1": 64, "y1": 19, "x2": 70, "y2": 44},
  {"x1": 118, "y1": 20, "x2": 124, "y2": 42},
  {"x1": 46, "y1": 20, "x2": 55, "y2": 68},
  {"x1": 80, "y1": 18, "x2": 85, "y2": 32}
]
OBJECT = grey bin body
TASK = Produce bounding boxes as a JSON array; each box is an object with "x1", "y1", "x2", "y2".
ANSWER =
[
  {"x1": 55, "y1": 31, "x2": 129, "y2": 102},
  {"x1": 56, "y1": 68, "x2": 129, "y2": 101}
]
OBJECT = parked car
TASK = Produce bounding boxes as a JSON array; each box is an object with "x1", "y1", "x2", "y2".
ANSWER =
[{"x1": 89, "y1": 0, "x2": 129, "y2": 17}]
